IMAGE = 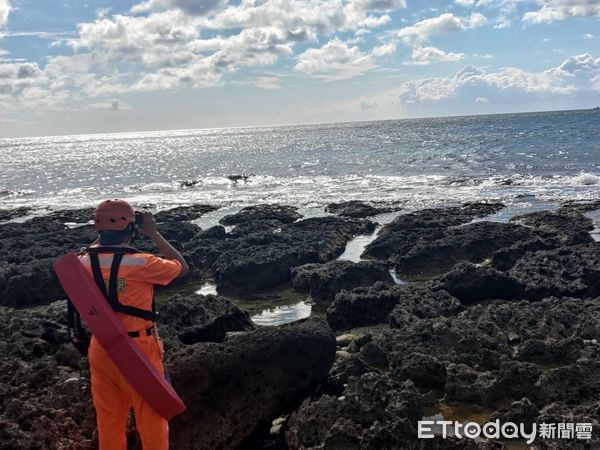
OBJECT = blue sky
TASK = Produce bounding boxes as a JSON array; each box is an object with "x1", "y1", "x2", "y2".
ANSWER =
[{"x1": 0, "y1": 0, "x2": 599, "y2": 137}]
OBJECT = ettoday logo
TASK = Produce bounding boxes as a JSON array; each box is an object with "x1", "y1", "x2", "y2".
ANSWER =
[{"x1": 418, "y1": 420, "x2": 593, "y2": 444}]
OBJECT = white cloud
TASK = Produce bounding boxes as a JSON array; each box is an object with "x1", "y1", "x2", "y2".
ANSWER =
[
  {"x1": 1, "y1": 31, "x2": 75, "y2": 39},
  {"x1": 371, "y1": 41, "x2": 397, "y2": 57},
  {"x1": 0, "y1": 0, "x2": 412, "y2": 117},
  {"x1": 467, "y1": 12, "x2": 488, "y2": 27},
  {"x1": 404, "y1": 46, "x2": 465, "y2": 65},
  {"x1": 524, "y1": 0, "x2": 600, "y2": 23},
  {"x1": 86, "y1": 99, "x2": 132, "y2": 111},
  {"x1": 455, "y1": 0, "x2": 475, "y2": 6},
  {"x1": 0, "y1": 0, "x2": 10, "y2": 28},
  {"x1": 397, "y1": 53, "x2": 600, "y2": 109},
  {"x1": 35, "y1": 0, "x2": 409, "y2": 101},
  {"x1": 132, "y1": 0, "x2": 227, "y2": 16},
  {"x1": 557, "y1": 52, "x2": 600, "y2": 75},
  {"x1": 95, "y1": 7, "x2": 112, "y2": 19},
  {"x1": 475, "y1": 96, "x2": 490, "y2": 103},
  {"x1": 348, "y1": 0, "x2": 406, "y2": 12},
  {"x1": 0, "y1": 61, "x2": 42, "y2": 97},
  {"x1": 294, "y1": 38, "x2": 378, "y2": 80},
  {"x1": 394, "y1": 12, "x2": 487, "y2": 45},
  {"x1": 208, "y1": 0, "x2": 403, "y2": 36},
  {"x1": 52, "y1": 10, "x2": 303, "y2": 95},
  {"x1": 70, "y1": 11, "x2": 199, "y2": 60},
  {"x1": 582, "y1": 33, "x2": 596, "y2": 39},
  {"x1": 389, "y1": 11, "x2": 485, "y2": 65}
]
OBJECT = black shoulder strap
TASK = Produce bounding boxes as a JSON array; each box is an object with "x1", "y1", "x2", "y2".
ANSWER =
[
  {"x1": 87, "y1": 246, "x2": 139, "y2": 255},
  {"x1": 88, "y1": 250, "x2": 158, "y2": 322}
]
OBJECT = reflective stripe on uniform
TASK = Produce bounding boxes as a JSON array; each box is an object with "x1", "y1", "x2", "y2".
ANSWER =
[{"x1": 79, "y1": 254, "x2": 147, "y2": 267}]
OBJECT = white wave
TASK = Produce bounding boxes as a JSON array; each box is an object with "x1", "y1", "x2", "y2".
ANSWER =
[
  {"x1": 3, "y1": 172, "x2": 600, "y2": 220},
  {"x1": 576, "y1": 171, "x2": 599, "y2": 186}
]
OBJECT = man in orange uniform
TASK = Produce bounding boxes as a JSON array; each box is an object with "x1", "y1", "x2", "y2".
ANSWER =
[{"x1": 79, "y1": 199, "x2": 189, "y2": 450}]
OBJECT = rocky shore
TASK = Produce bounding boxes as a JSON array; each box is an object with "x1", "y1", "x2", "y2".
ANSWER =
[{"x1": 0, "y1": 199, "x2": 599, "y2": 449}]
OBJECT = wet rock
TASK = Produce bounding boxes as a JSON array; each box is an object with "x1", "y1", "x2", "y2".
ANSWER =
[
  {"x1": 535, "y1": 362, "x2": 600, "y2": 405},
  {"x1": 179, "y1": 179, "x2": 201, "y2": 188},
  {"x1": 510, "y1": 210, "x2": 594, "y2": 245},
  {"x1": 291, "y1": 260, "x2": 393, "y2": 303},
  {"x1": 328, "y1": 283, "x2": 461, "y2": 332},
  {"x1": 27, "y1": 208, "x2": 95, "y2": 225},
  {"x1": 152, "y1": 221, "x2": 201, "y2": 243},
  {"x1": 378, "y1": 314, "x2": 512, "y2": 374},
  {"x1": 508, "y1": 243, "x2": 600, "y2": 300},
  {"x1": 389, "y1": 352, "x2": 447, "y2": 390},
  {"x1": 444, "y1": 363, "x2": 497, "y2": 404},
  {"x1": 199, "y1": 225, "x2": 226, "y2": 240},
  {"x1": 285, "y1": 373, "x2": 425, "y2": 449},
  {"x1": 364, "y1": 205, "x2": 594, "y2": 282},
  {"x1": 157, "y1": 294, "x2": 255, "y2": 349},
  {"x1": 326, "y1": 283, "x2": 403, "y2": 331},
  {"x1": 283, "y1": 395, "x2": 341, "y2": 449},
  {"x1": 0, "y1": 213, "x2": 91, "y2": 307},
  {"x1": 364, "y1": 227, "x2": 446, "y2": 261},
  {"x1": 0, "y1": 301, "x2": 95, "y2": 450},
  {"x1": 515, "y1": 338, "x2": 582, "y2": 365},
  {"x1": 190, "y1": 216, "x2": 375, "y2": 293},
  {"x1": 305, "y1": 294, "x2": 600, "y2": 450},
  {"x1": 559, "y1": 199, "x2": 600, "y2": 213},
  {"x1": 325, "y1": 200, "x2": 401, "y2": 218},
  {"x1": 0, "y1": 218, "x2": 96, "y2": 266},
  {"x1": 226, "y1": 219, "x2": 284, "y2": 237},
  {"x1": 359, "y1": 342, "x2": 388, "y2": 368},
  {"x1": 219, "y1": 204, "x2": 301, "y2": 226},
  {"x1": 0, "y1": 207, "x2": 31, "y2": 222},
  {"x1": 0, "y1": 259, "x2": 70, "y2": 307},
  {"x1": 391, "y1": 221, "x2": 542, "y2": 279},
  {"x1": 226, "y1": 175, "x2": 251, "y2": 183},
  {"x1": 362, "y1": 202, "x2": 505, "y2": 260},
  {"x1": 168, "y1": 318, "x2": 336, "y2": 450},
  {"x1": 0, "y1": 203, "x2": 220, "y2": 307},
  {"x1": 153, "y1": 204, "x2": 218, "y2": 222},
  {"x1": 388, "y1": 286, "x2": 462, "y2": 329},
  {"x1": 322, "y1": 417, "x2": 362, "y2": 449},
  {"x1": 328, "y1": 353, "x2": 372, "y2": 392},
  {"x1": 494, "y1": 361, "x2": 542, "y2": 401},
  {"x1": 489, "y1": 397, "x2": 538, "y2": 429},
  {"x1": 432, "y1": 263, "x2": 525, "y2": 304},
  {"x1": 490, "y1": 237, "x2": 560, "y2": 271}
]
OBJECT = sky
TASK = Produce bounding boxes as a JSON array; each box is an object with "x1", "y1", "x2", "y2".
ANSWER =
[{"x1": 0, "y1": 0, "x2": 599, "y2": 138}]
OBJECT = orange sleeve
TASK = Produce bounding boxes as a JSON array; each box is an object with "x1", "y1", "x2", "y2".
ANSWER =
[{"x1": 140, "y1": 255, "x2": 182, "y2": 286}]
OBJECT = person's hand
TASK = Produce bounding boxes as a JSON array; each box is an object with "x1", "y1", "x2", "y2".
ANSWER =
[{"x1": 139, "y1": 211, "x2": 160, "y2": 238}]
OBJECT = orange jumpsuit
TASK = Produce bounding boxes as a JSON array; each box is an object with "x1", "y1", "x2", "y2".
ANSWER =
[{"x1": 79, "y1": 251, "x2": 181, "y2": 450}]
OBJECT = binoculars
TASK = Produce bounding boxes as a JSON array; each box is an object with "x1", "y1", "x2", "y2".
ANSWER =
[{"x1": 135, "y1": 211, "x2": 144, "y2": 226}]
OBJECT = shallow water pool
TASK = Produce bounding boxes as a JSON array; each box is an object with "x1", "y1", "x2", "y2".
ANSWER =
[{"x1": 250, "y1": 301, "x2": 312, "y2": 326}]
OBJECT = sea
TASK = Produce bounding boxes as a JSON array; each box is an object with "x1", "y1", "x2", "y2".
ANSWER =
[{"x1": 1, "y1": 108, "x2": 599, "y2": 223}]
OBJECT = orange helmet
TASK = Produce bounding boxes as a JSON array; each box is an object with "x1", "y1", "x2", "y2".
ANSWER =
[{"x1": 94, "y1": 199, "x2": 135, "y2": 231}]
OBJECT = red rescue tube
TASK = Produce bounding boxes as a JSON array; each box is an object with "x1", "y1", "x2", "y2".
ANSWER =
[{"x1": 53, "y1": 252, "x2": 186, "y2": 420}]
